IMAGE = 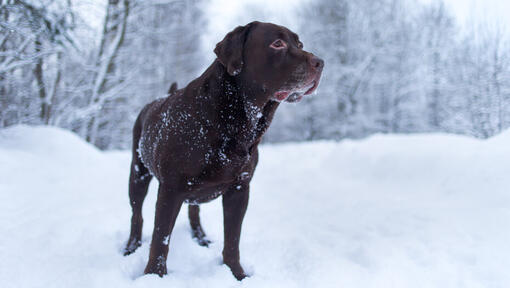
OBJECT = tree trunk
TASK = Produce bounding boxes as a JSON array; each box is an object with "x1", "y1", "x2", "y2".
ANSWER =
[
  {"x1": 46, "y1": 52, "x2": 62, "y2": 125},
  {"x1": 33, "y1": 37, "x2": 49, "y2": 123},
  {"x1": 86, "y1": 0, "x2": 130, "y2": 145}
]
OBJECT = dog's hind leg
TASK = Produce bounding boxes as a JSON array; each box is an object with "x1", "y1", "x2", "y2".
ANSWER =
[
  {"x1": 124, "y1": 157, "x2": 152, "y2": 255},
  {"x1": 124, "y1": 119, "x2": 153, "y2": 256},
  {"x1": 188, "y1": 204, "x2": 212, "y2": 247}
]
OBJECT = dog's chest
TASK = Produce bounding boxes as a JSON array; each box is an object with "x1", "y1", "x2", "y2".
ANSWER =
[
  {"x1": 139, "y1": 100, "x2": 259, "y2": 186},
  {"x1": 201, "y1": 138, "x2": 253, "y2": 180},
  {"x1": 183, "y1": 143, "x2": 254, "y2": 204}
]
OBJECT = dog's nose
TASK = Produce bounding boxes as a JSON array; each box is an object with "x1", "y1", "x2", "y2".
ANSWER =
[{"x1": 309, "y1": 55, "x2": 324, "y2": 71}]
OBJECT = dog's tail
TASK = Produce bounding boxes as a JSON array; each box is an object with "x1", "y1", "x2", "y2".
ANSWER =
[{"x1": 167, "y1": 82, "x2": 178, "y2": 95}]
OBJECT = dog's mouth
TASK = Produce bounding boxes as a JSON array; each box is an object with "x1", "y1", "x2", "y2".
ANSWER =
[{"x1": 274, "y1": 74, "x2": 322, "y2": 103}]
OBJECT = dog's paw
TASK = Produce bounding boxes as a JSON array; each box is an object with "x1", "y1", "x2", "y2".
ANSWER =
[
  {"x1": 191, "y1": 227, "x2": 212, "y2": 247},
  {"x1": 223, "y1": 260, "x2": 248, "y2": 281},
  {"x1": 123, "y1": 239, "x2": 141, "y2": 256},
  {"x1": 193, "y1": 236, "x2": 212, "y2": 247},
  {"x1": 232, "y1": 268, "x2": 248, "y2": 281},
  {"x1": 144, "y1": 262, "x2": 167, "y2": 277}
]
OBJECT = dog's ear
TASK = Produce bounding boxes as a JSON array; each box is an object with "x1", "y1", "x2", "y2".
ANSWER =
[{"x1": 214, "y1": 22, "x2": 255, "y2": 76}]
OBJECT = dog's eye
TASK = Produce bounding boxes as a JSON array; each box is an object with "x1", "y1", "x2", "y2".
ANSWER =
[
  {"x1": 298, "y1": 42, "x2": 303, "y2": 49},
  {"x1": 270, "y1": 39, "x2": 287, "y2": 49}
]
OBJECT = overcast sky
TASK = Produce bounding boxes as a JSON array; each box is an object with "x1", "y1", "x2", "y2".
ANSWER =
[
  {"x1": 421, "y1": 0, "x2": 510, "y2": 28},
  {"x1": 204, "y1": 0, "x2": 509, "y2": 43},
  {"x1": 202, "y1": 0, "x2": 509, "y2": 64},
  {"x1": 203, "y1": 0, "x2": 302, "y2": 58}
]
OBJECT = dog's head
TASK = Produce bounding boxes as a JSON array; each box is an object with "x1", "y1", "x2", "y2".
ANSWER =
[{"x1": 214, "y1": 21, "x2": 324, "y2": 103}]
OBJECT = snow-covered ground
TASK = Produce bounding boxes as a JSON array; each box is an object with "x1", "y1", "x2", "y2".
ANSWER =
[{"x1": 1, "y1": 125, "x2": 509, "y2": 288}]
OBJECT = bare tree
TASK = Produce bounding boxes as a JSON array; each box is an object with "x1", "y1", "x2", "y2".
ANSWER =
[
  {"x1": 0, "y1": 0, "x2": 74, "y2": 125},
  {"x1": 85, "y1": 0, "x2": 130, "y2": 146}
]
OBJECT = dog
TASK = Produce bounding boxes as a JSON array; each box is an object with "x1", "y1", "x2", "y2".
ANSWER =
[{"x1": 123, "y1": 21, "x2": 324, "y2": 280}]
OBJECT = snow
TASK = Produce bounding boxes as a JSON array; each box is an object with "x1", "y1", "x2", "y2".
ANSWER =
[{"x1": 1, "y1": 125, "x2": 510, "y2": 288}]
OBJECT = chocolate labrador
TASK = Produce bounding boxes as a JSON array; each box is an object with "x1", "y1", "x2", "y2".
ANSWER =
[{"x1": 123, "y1": 21, "x2": 324, "y2": 280}]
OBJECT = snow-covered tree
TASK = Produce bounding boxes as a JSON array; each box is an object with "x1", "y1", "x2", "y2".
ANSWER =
[
  {"x1": 1, "y1": 0, "x2": 509, "y2": 148},
  {"x1": 0, "y1": 0, "x2": 75, "y2": 126}
]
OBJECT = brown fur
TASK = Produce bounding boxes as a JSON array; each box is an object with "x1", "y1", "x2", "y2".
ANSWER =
[{"x1": 123, "y1": 21, "x2": 324, "y2": 280}]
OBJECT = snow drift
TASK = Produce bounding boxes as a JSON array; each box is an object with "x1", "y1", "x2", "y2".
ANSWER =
[{"x1": 1, "y1": 125, "x2": 509, "y2": 288}]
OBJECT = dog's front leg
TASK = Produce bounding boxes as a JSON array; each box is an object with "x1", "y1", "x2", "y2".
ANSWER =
[
  {"x1": 222, "y1": 183, "x2": 249, "y2": 280},
  {"x1": 144, "y1": 184, "x2": 183, "y2": 276}
]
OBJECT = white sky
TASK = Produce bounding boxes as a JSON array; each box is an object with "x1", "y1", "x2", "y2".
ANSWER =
[
  {"x1": 202, "y1": 0, "x2": 509, "y2": 63},
  {"x1": 203, "y1": 0, "x2": 303, "y2": 62},
  {"x1": 205, "y1": 0, "x2": 510, "y2": 40},
  {"x1": 420, "y1": 0, "x2": 510, "y2": 29}
]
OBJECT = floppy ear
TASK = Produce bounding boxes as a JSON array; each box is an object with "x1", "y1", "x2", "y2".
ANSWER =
[{"x1": 214, "y1": 23, "x2": 254, "y2": 76}]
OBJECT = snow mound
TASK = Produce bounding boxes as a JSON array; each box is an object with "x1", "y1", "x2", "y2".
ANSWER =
[
  {"x1": 0, "y1": 124, "x2": 100, "y2": 158},
  {"x1": 1, "y1": 125, "x2": 509, "y2": 288},
  {"x1": 487, "y1": 128, "x2": 510, "y2": 146}
]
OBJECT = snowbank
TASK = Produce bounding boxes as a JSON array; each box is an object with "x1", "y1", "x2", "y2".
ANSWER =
[{"x1": 1, "y1": 125, "x2": 509, "y2": 288}]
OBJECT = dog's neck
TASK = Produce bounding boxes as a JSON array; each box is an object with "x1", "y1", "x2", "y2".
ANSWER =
[{"x1": 198, "y1": 60, "x2": 280, "y2": 146}]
